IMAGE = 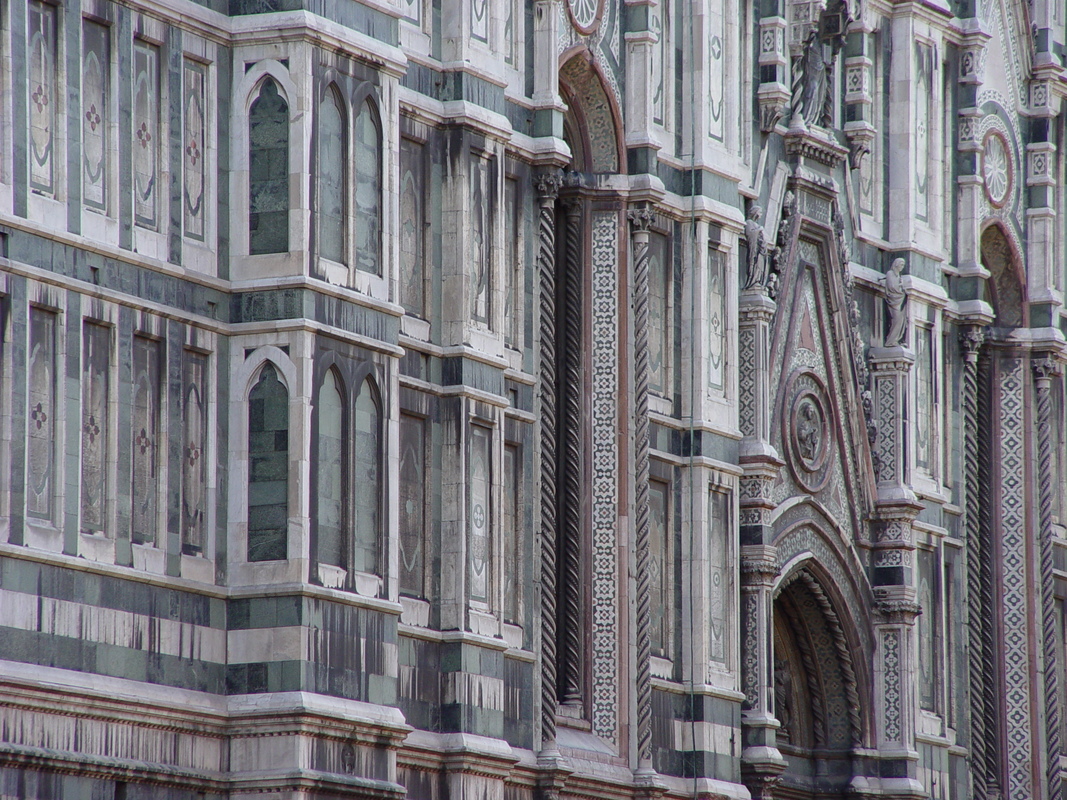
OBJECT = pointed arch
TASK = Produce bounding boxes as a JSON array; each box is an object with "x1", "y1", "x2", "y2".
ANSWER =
[
  {"x1": 247, "y1": 360, "x2": 289, "y2": 562},
  {"x1": 354, "y1": 96, "x2": 382, "y2": 275},
  {"x1": 317, "y1": 84, "x2": 347, "y2": 264},
  {"x1": 353, "y1": 374, "x2": 382, "y2": 575},
  {"x1": 248, "y1": 76, "x2": 290, "y2": 255},
  {"x1": 980, "y1": 222, "x2": 1027, "y2": 328},
  {"x1": 316, "y1": 366, "x2": 347, "y2": 569},
  {"x1": 558, "y1": 49, "x2": 625, "y2": 174}
]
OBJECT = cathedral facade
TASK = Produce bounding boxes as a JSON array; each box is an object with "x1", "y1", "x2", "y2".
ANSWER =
[{"x1": 0, "y1": 0, "x2": 1066, "y2": 797}]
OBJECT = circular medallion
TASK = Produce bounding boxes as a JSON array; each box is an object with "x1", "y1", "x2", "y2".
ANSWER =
[
  {"x1": 567, "y1": 0, "x2": 604, "y2": 35},
  {"x1": 783, "y1": 371, "x2": 835, "y2": 494},
  {"x1": 982, "y1": 129, "x2": 1012, "y2": 209}
]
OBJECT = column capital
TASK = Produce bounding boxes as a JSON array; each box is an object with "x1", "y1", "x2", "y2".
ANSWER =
[{"x1": 533, "y1": 170, "x2": 564, "y2": 201}]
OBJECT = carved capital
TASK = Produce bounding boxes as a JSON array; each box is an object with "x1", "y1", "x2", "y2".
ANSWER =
[
  {"x1": 875, "y1": 597, "x2": 923, "y2": 622},
  {"x1": 533, "y1": 170, "x2": 564, "y2": 201},
  {"x1": 741, "y1": 546, "x2": 781, "y2": 580},
  {"x1": 960, "y1": 325, "x2": 986, "y2": 362},
  {"x1": 1032, "y1": 353, "x2": 1062, "y2": 388},
  {"x1": 627, "y1": 205, "x2": 654, "y2": 233}
]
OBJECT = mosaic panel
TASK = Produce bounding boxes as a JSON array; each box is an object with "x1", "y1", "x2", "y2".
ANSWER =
[
  {"x1": 707, "y1": 248, "x2": 725, "y2": 392},
  {"x1": 82, "y1": 21, "x2": 109, "y2": 211},
  {"x1": 27, "y1": 309, "x2": 57, "y2": 521},
  {"x1": 999, "y1": 358, "x2": 1032, "y2": 798},
  {"x1": 28, "y1": 1, "x2": 57, "y2": 195},
  {"x1": 469, "y1": 158, "x2": 490, "y2": 324},
  {"x1": 591, "y1": 211, "x2": 618, "y2": 741},
  {"x1": 399, "y1": 139, "x2": 425, "y2": 316},
  {"x1": 468, "y1": 424, "x2": 491, "y2": 604},
  {"x1": 182, "y1": 350, "x2": 208, "y2": 555},
  {"x1": 649, "y1": 478, "x2": 671, "y2": 657},
  {"x1": 133, "y1": 41, "x2": 160, "y2": 229},
  {"x1": 398, "y1": 413, "x2": 426, "y2": 598},
  {"x1": 81, "y1": 323, "x2": 110, "y2": 533},
  {"x1": 182, "y1": 60, "x2": 206, "y2": 240},
  {"x1": 131, "y1": 336, "x2": 161, "y2": 545}
]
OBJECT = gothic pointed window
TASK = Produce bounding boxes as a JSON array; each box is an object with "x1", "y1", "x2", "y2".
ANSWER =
[
  {"x1": 248, "y1": 363, "x2": 288, "y2": 561},
  {"x1": 27, "y1": 309, "x2": 57, "y2": 521},
  {"x1": 317, "y1": 368, "x2": 346, "y2": 569},
  {"x1": 318, "y1": 87, "x2": 346, "y2": 265},
  {"x1": 133, "y1": 40, "x2": 161, "y2": 229},
  {"x1": 354, "y1": 99, "x2": 381, "y2": 275},
  {"x1": 28, "y1": 1, "x2": 57, "y2": 196},
  {"x1": 182, "y1": 350, "x2": 208, "y2": 555},
  {"x1": 249, "y1": 78, "x2": 289, "y2": 255},
  {"x1": 131, "y1": 336, "x2": 161, "y2": 545},
  {"x1": 353, "y1": 377, "x2": 381, "y2": 574},
  {"x1": 82, "y1": 20, "x2": 109, "y2": 211},
  {"x1": 81, "y1": 323, "x2": 110, "y2": 533}
]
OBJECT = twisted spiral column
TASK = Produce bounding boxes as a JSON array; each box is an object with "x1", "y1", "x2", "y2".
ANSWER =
[
  {"x1": 628, "y1": 206, "x2": 654, "y2": 768},
  {"x1": 559, "y1": 195, "x2": 584, "y2": 707},
  {"x1": 976, "y1": 352, "x2": 1001, "y2": 796},
  {"x1": 960, "y1": 326, "x2": 987, "y2": 800},
  {"x1": 534, "y1": 170, "x2": 563, "y2": 752},
  {"x1": 1034, "y1": 355, "x2": 1063, "y2": 797}
]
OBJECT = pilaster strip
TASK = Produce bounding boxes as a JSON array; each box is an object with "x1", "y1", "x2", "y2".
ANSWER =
[{"x1": 534, "y1": 170, "x2": 563, "y2": 751}]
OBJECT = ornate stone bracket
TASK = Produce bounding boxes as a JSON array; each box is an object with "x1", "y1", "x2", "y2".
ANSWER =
[{"x1": 757, "y1": 15, "x2": 790, "y2": 132}]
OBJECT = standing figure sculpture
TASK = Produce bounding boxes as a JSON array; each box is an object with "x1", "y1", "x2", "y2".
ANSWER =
[
  {"x1": 791, "y1": 29, "x2": 828, "y2": 128},
  {"x1": 883, "y1": 258, "x2": 907, "y2": 346},
  {"x1": 743, "y1": 204, "x2": 768, "y2": 290}
]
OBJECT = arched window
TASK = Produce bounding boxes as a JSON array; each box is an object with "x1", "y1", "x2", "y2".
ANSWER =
[
  {"x1": 318, "y1": 87, "x2": 346, "y2": 264},
  {"x1": 353, "y1": 377, "x2": 381, "y2": 574},
  {"x1": 248, "y1": 78, "x2": 289, "y2": 255},
  {"x1": 317, "y1": 369, "x2": 346, "y2": 568},
  {"x1": 354, "y1": 99, "x2": 381, "y2": 275},
  {"x1": 248, "y1": 363, "x2": 288, "y2": 561}
]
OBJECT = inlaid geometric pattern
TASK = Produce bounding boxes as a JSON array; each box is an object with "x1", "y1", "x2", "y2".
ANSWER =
[
  {"x1": 590, "y1": 211, "x2": 618, "y2": 742},
  {"x1": 999, "y1": 358, "x2": 1032, "y2": 798}
]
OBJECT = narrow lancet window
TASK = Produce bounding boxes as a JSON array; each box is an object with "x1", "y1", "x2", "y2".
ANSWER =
[
  {"x1": 248, "y1": 363, "x2": 288, "y2": 561},
  {"x1": 353, "y1": 378, "x2": 380, "y2": 574},
  {"x1": 249, "y1": 78, "x2": 289, "y2": 255},
  {"x1": 317, "y1": 369, "x2": 345, "y2": 568},
  {"x1": 354, "y1": 100, "x2": 381, "y2": 275},
  {"x1": 318, "y1": 88, "x2": 346, "y2": 264}
]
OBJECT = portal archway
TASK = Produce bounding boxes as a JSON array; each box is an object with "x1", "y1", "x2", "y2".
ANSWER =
[{"x1": 772, "y1": 566, "x2": 864, "y2": 798}]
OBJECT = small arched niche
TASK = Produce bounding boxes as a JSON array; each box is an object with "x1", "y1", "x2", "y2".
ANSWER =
[{"x1": 980, "y1": 223, "x2": 1026, "y2": 328}]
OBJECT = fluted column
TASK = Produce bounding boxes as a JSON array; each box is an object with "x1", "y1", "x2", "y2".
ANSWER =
[
  {"x1": 1034, "y1": 353, "x2": 1063, "y2": 798},
  {"x1": 960, "y1": 325, "x2": 988, "y2": 800},
  {"x1": 534, "y1": 169, "x2": 563, "y2": 756},
  {"x1": 628, "y1": 205, "x2": 654, "y2": 775}
]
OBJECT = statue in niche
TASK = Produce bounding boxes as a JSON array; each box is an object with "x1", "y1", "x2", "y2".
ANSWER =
[
  {"x1": 883, "y1": 258, "x2": 908, "y2": 347},
  {"x1": 742, "y1": 204, "x2": 768, "y2": 290},
  {"x1": 791, "y1": 29, "x2": 828, "y2": 128},
  {"x1": 797, "y1": 401, "x2": 821, "y2": 462},
  {"x1": 774, "y1": 654, "x2": 794, "y2": 742}
]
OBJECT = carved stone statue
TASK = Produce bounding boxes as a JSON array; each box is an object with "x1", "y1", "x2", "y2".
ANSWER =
[
  {"x1": 883, "y1": 258, "x2": 907, "y2": 347},
  {"x1": 797, "y1": 401, "x2": 821, "y2": 462},
  {"x1": 743, "y1": 204, "x2": 768, "y2": 290},
  {"x1": 774, "y1": 655, "x2": 793, "y2": 741},
  {"x1": 791, "y1": 30, "x2": 828, "y2": 128}
]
